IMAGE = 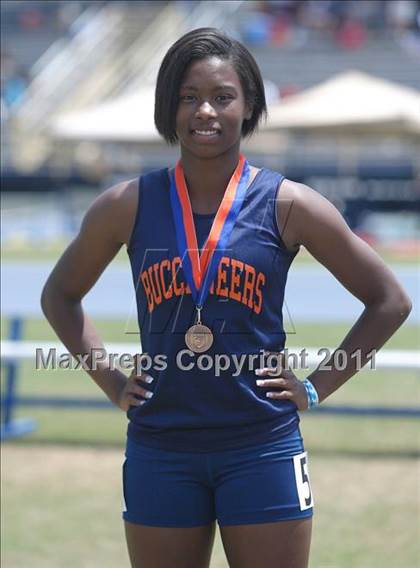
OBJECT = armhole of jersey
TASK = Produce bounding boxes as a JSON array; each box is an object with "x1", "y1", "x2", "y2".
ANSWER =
[
  {"x1": 273, "y1": 176, "x2": 289, "y2": 251},
  {"x1": 126, "y1": 175, "x2": 142, "y2": 253},
  {"x1": 273, "y1": 175, "x2": 300, "y2": 257}
]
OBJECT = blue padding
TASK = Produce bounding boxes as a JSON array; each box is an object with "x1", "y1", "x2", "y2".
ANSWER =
[{"x1": 1, "y1": 418, "x2": 37, "y2": 440}]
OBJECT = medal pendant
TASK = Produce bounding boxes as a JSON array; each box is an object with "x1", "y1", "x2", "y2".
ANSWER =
[
  {"x1": 185, "y1": 307, "x2": 213, "y2": 353},
  {"x1": 185, "y1": 323, "x2": 213, "y2": 353}
]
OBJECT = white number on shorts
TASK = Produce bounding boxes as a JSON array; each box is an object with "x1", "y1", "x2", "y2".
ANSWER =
[
  {"x1": 293, "y1": 452, "x2": 313, "y2": 511},
  {"x1": 122, "y1": 460, "x2": 127, "y2": 513}
]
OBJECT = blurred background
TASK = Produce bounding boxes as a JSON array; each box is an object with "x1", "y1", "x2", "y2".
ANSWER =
[{"x1": 1, "y1": 1, "x2": 419, "y2": 567}]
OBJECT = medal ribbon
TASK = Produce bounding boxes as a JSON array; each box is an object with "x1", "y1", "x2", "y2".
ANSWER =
[{"x1": 169, "y1": 154, "x2": 250, "y2": 308}]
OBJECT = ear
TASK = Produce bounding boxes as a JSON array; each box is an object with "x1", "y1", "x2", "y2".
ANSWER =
[{"x1": 244, "y1": 103, "x2": 253, "y2": 120}]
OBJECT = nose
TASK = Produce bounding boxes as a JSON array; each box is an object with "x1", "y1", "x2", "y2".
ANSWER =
[{"x1": 195, "y1": 100, "x2": 217, "y2": 119}]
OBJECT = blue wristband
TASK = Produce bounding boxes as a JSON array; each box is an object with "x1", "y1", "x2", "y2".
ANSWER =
[{"x1": 303, "y1": 379, "x2": 319, "y2": 409}]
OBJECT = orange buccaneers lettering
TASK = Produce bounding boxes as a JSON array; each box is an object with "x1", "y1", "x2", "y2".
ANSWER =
[
  {"x1": 216, "y1": 257, "x2": 230, "y2": 297},
  {"x1": 148, "y1": 263, "x2": 162, "y2": 305},
  {"x1": 242, "y1": 263, "x2": 256, "y2": 309},
  {"x1": 159, "y1": 259, "x2": 173, "y2": 300},
  {"x1": 141, "y1": 256, "x2": 187, "y2": 312},
  {"x1": 171, "y1": 257, "x2": 185, "y2": 296},
  {"x1": 253, "y1": 272, "x2": 266, "y2": 314},
  {"x1": 140, "y1": 271, "x2": 155, "y2": 312},
  {"x1": 229, "y1": 258, "x2": 243, "y2": 302},
  {"x1": 140, "y1": 255, "x2": 266, "y2": 314}
]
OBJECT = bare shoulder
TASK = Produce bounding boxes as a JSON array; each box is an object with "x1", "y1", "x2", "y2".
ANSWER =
[
  {"x1": 84, "y1": 177, "x2": 139, "y2": 247},
  {"x1": 275, "y1": 178, "x2": 315, "y2": 251},
  {"x1": 279, "y1": 178, "x2": 323, "y2": 206},
  {"x1": 276, "y1": 177, "x2": 350, "y2": 250}
]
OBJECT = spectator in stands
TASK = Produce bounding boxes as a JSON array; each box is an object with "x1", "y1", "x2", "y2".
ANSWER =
[
  {"x1": 334, "y1": 16, "x2": 368, "y2": 49},
  {"x1": 0, "y1": 51, "x2": 29, "y2": 109},
  {"x1": 239, "y1": 0, "x2": 419, "y2": 49},
  {"x1": 387, "y1": 0, "x2": 420, "y2": 55}
]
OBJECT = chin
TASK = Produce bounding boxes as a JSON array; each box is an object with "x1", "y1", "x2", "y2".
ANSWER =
[
  {"x1": 180, "y1": 138, "x2": 241, "y2": 160},
  {"x1": 181, "y1": 144, "x2": 224, "y2": 160}
]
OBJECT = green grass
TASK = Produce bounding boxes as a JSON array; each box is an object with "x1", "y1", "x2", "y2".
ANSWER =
[
  {"x1": 2, "y1": 319, "x2": 419, "y2": 567},
  {"x1": 3, "y1": 316, "x2": 418, "y2": 347}
]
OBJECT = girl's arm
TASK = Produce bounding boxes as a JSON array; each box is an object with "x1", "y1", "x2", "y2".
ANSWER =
[
  {"x1": 41, "y1": 178, "x2": 150, "y2": 410},
  {"x1": 257, "y1": 180, "x2": 412, "y2": 409}
]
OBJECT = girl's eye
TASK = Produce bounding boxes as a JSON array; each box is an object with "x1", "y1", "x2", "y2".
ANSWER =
[
  {"x1": 216, "y1": 94, "x2": 233, "y2": 102},
  {"x1": 180, "y1": 95, "x2": 196, "y2": 102}
]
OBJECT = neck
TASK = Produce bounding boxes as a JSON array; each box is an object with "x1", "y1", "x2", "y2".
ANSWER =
[{"x1": 180, "y1": 148, "x2": 241, "y2": 214}]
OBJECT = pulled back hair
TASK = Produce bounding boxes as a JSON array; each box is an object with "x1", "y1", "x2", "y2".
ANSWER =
[{"x1": 154, "y1": 28, "x2": 267, "y2": 144}]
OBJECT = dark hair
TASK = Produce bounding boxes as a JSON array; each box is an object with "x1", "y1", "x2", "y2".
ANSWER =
[{"x1": 154, "y1": 28, "x2": 267, "y2": 144}]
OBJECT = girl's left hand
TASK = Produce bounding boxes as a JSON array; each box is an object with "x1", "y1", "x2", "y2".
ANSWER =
[{"x1": 255, "y1": 365, "x2": 309, "y2": 411}]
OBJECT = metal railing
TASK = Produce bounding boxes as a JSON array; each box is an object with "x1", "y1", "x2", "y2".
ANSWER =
[{"x1": 16, "y1": 3, "x2": 125, "y2": 129}]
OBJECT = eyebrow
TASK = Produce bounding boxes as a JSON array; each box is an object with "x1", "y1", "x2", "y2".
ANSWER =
[{"x1": 180, "y1": 84, "x2": 238, "y2": 92}]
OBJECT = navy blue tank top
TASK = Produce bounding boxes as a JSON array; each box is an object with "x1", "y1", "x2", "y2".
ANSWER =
[{"x1": 127, "y1": 166, "x2": 299, "y2": 452}]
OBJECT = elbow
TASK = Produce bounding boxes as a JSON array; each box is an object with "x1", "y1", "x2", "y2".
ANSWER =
[
  {"x1": 366, "y1": 287, "x2": 412, "y2": 325},
  {"x1": 384, "y1": 289, "x2": 412, "y2": 324},
  {"x1": 395, "y1": 292, "x2": 412, "y2": 321},
  {"x1": 40, "y1": 279, "x2": 52, "y2": 319},
  {"x1": 41, "y1": 277, "x2": 81, "y2": 320},
  {"x1": 40, "y1": 276, "x2": 61, "y2": 320}
]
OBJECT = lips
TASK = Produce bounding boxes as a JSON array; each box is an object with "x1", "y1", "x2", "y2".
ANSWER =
[
  {"x1": 192, "y1": 127, "x2": 220, "y2": 134},
  {"x1": 190, "y1": 128, "x2": 221, "y2": 143}
]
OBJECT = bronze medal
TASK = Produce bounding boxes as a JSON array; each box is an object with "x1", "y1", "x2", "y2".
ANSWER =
[{"x1": 185, "y1": 323, "x2": 214, "y2": 353}]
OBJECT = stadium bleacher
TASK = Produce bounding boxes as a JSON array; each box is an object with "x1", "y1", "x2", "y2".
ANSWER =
[{"x1": 1, "y1": 0, "x2": 419, "y2": 190}]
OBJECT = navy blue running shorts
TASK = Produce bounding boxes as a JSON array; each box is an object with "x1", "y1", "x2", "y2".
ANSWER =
[{"x1": 122, "y1": 426, "x2": 314, "y2": 527}]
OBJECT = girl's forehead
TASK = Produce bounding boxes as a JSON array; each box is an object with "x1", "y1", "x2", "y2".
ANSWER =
[{"x1": 181, "y1": 56, "x2": 240, "y2": 87}]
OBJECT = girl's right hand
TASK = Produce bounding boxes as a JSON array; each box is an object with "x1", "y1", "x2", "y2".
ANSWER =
[{"x1": 117, "y1": 363, "x2": 154, "y2": 412}]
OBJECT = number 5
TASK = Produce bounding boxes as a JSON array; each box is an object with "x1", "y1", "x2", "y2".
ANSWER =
[{"x1": 293, "y1": 452, "x2": 314, "y2": 511}]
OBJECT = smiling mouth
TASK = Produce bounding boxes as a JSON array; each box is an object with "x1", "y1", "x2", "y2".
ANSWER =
[{"x1": 191, "y1": 129, "x2": 220, "y2": 137}]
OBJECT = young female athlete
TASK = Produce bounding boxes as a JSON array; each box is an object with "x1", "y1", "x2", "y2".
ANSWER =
[{"x1": 41, "y1": 28, "x2": 411, "y2": 568}]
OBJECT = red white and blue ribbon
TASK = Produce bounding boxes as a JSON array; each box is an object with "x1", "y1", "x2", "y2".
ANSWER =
[{"x1": 169, "y1": 154, "x2": 250, "y2": 308}]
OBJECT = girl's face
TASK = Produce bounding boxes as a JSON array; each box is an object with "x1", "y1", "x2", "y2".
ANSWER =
[{"x1": 175, "y1": 56, "x2": 252, "y2": 159}]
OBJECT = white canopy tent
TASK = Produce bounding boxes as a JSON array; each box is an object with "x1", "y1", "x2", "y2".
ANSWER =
[
  {"x1": 265, "y1": 71, "x2": 420, "y2": 136},
  {"x1": 51, "y1": 87, "x2": 161, "y2": 143}
]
